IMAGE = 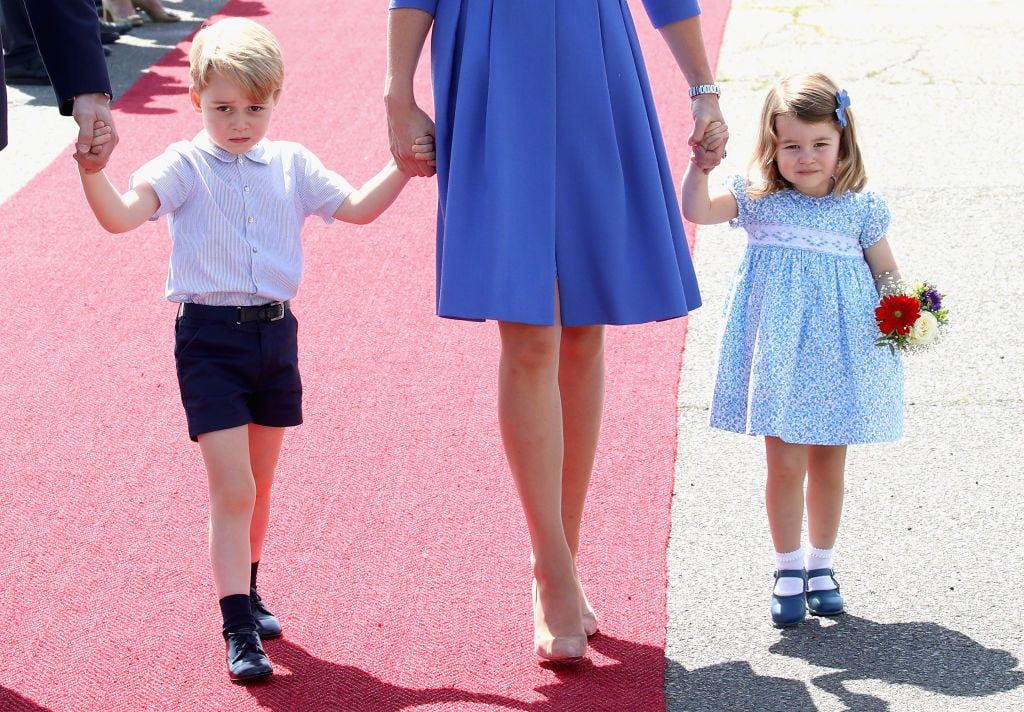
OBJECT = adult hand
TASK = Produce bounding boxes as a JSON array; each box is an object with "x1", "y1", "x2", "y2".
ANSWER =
[
  {"x1": 386, "y1": 99, "x2": 436, "y2": 178},
  {"x1": 688, "y1": 94, "x2": 727, "y2": 152},
  {"x1": 72, "y1": 92, "x2": 118, "y2": 173}
]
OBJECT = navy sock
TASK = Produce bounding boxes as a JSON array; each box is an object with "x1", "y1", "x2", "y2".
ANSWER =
[
  {"x1": 250, "y1": 561, "x2": 259, "y2": 591},
  {"x1": 219, "y1": 594, "x2": 256, "y2": 635}
]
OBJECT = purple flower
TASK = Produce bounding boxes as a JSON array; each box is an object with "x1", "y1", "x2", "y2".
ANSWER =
[{"x1": 920, "y1": 284, "x2": 942, "y2": 312}]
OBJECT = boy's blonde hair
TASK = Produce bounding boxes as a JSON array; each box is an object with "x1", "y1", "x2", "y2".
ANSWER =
[
  {"x1": 748, "y1": 73, "x2": 866, "y2": 198},
  {"x1": 190, "y1": 17, "x2": 284, "y2": 101}
]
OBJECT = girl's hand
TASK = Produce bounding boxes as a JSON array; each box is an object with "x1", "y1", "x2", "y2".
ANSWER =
[
  {"x1": 411, "y1": 134, "x2": 436, "y2": 169},
  {"x1": 690, "y1": 143, "x2": 723, "y2": 174}
]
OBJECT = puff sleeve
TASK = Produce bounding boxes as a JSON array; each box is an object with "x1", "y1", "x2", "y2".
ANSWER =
[
  {"x1": 859, "y1": 191, "x2": 891, "y2": 249},
  {"x1": 725, "y1": 174, "x2": 753, "y2": 229}
]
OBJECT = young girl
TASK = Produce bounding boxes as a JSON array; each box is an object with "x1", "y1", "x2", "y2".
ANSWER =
[
  {"x1": 79, "y1": 18, "x2": 433, "y2": 681},
  {"x1": 681, "y1": 73, "x2": 903, "y2": 627}
]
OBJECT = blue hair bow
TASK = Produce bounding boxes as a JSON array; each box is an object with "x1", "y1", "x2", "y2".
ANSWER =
[{"x1": 835, "y1": 89, "x2": 851, "y2": 128}]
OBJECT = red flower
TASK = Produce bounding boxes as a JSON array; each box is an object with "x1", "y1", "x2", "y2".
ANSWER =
[{"x1": 876, "y1": 294, "x2": 921, "y2": 336}]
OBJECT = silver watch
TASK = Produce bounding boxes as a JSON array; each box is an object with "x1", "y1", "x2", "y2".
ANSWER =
[{"x1": 688, "y1": 83, "x2": 721, "y2": 99}]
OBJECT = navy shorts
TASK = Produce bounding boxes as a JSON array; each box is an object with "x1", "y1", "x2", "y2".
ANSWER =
[{"x1": 174, "y1": 304, "x2": 302, "y2": 441}]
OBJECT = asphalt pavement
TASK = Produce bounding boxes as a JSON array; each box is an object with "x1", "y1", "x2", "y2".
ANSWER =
[{"x1": 665, "y1": 2, "x2": 1024, "y2": 710}]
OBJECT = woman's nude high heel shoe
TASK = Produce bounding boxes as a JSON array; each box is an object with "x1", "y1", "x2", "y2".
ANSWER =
[
  {"x1": 578, "y1": 580, "x2": 599, "y2": 637},
  {"x1": 533, "y1": 579, "x2": 587, "y2": 662},
  {"x1": 133, "y1": 0, "x2": 181, "y2": 22},
  {"x1": 102, "y1": 0, "x2": 143, "y2": 27}
]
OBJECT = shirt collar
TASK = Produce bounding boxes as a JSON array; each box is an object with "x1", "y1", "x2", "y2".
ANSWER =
[{"x1": 193, "y1": 130, "x2": 272, "y2": 164}]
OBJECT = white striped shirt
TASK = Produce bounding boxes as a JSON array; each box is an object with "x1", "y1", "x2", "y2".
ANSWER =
[{"x1": 131, "y1": 131, "x2": 353, "y2": 306}]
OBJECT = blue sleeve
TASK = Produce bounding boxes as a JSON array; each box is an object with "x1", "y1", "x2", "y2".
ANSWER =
[
  {"x1": 389, "y1": 0, "x2": 437, "y2": 14},
  {"x1": 725, "y1": 174, "x2": 751, "y2": 229},
  {"x1": 641, "y1": 0, "x2": 701, "y2": 28},
  {"x1": 859, "y1": 192, "x2": 891, "y2": 249}
]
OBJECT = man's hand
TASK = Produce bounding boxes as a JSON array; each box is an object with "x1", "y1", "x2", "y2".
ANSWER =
[{"x1": 72, "y1": 92, "x2": 118, "y2": 173}]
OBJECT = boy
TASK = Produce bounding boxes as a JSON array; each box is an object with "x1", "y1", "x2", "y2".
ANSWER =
[{"x1": 79, "y1": 17, "x2": 433, "y2": 682}]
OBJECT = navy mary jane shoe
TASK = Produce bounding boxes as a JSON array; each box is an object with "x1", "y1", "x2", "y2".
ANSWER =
[
  {"x1": 806, "y1": 568, "x2": 845, "y2": 616},
  {"x1": 770, "y1": 569, "x2": 807, "y2": 627}
]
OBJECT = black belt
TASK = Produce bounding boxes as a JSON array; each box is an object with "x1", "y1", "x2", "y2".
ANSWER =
[{"x1": 179, "y1": 301, "x2": 290, "y2": 324}]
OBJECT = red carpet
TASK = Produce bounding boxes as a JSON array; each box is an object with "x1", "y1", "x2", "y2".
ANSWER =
[{"x1": 0, "y1": 1, "x2": 727, "y2": 709}]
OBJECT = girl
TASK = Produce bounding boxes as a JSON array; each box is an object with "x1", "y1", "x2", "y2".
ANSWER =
[{"x1": 681, "y1": 73, "x2": 903, "y2": 627}]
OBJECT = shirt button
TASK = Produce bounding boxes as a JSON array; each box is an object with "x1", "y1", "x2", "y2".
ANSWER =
[
  {"x1": 247, "y1": 216, "x2": 255, "y2": 224},
  {"x1": 252, "y1": 246, "x2": 258, "y2": 253},
  {"x1": 243, "y1": 185, "x2": 251, "y2": 192},
  {"x1": 237, "y1": 157, "x2": 243, "y2": 164}
]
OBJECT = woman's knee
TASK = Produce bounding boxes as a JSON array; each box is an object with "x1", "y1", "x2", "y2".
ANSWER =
[
  {"x1": 560, "y1": 325, "x2": 604, "y2": 364},
  {"x1": 499, "y1": 322, "x2": 560, "y2": 371}
]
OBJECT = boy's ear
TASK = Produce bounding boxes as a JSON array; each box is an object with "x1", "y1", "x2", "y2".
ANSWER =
[
  {"x1": 272, "y1": 87, "x2": 282, "y2": 104},
  {"x1": 189, "y1": 86, "x2": 202, "y2": 113}
]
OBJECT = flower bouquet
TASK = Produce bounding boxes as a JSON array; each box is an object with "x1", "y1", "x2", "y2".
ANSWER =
[{"x1": 875, "y1": 282, "x2": 948, "y2": 355}]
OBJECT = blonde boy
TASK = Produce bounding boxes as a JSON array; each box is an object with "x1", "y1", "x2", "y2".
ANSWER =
[{"x1": 79, "y1": 17, "x2": 433, "y2": 682}]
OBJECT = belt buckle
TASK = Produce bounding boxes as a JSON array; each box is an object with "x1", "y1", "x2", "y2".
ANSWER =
[{"x1": 268, "y1": 302, "x2": 285, "y2": 322}]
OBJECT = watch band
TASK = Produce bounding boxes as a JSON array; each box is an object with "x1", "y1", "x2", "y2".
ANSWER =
[{"x1": 688, "y1": 83, "x2": 721, "y2": 99}]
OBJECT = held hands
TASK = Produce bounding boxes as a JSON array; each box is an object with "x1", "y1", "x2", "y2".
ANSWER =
[
  {"x1": 76, "y1": 120, "x2": 115, "y2": 173},
  {"x1": 387, "y1": 100, "x2": 436, "y2": 178},
  {"x1": 72, "y1": 92, "x2": 118, "y2": 173},
  {"x1": 690, "y1": 120, "x2": 728, "y2": 175},
  {"x1": 411, "y1": 134, "x2": 436, "y2": 169}
]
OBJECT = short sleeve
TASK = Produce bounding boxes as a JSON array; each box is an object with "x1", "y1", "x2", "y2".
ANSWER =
[
  {"x1": 641, "y1": 0, "x2": 700, "y2": 28},
  {"x1": 389, "y1": 0, "x2": 436, "y2": 14},
  {"x1": 725, "y1": 174, "x2": 753, "y2": 229},
  {"x1": 295, "y1": 147, "x2": 355, "y2": 224},
  {"x1": 859, "y1": 191, "x2": 890, "y2": 249},
  {"x1": 129, "y1": 143, "x2": 196, "y2": 221}
]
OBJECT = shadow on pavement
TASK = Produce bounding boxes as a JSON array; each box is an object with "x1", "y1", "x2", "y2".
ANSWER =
[
  {"x1": 770, "y1": 614, "x2": 1024, "y2": 711},
  {"x1": 664, "y1": 657, "x2": 816, "y2": 711}
]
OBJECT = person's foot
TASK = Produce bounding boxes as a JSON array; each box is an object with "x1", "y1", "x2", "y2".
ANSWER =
[
  {"x1": 225, "y1": 630, "x2": 273, "y2": 683},
  {"x1": 250, "y1": 586, "x2": 282, "y2": 639},
  {"x1": 577, "y1": 577, "x2": 598, "y2": 637},
  {"x1": 99, "y1": 25, "x2": 121, "y2": 44},
  {"x1": 4, "y1": 60, "x2": 50, "y2": 86},
  {"x1": 532, "y1": 575, "x2": 586, "y2": 662},
  {"x1": 806, "y1": 569, "x2": 845, "y2": 616}
]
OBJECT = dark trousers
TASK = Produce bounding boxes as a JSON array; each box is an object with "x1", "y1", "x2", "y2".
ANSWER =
[{"x1": 1, "y1": 0, "x2": 44, "y2": 67}]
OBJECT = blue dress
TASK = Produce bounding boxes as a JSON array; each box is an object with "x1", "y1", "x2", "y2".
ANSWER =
[
  {"x1": 389, "y1": 0, "x2": 703, "y2": 326},
  {"x1": 710, "y1": 175, "x2": 903, "y2": 445}
]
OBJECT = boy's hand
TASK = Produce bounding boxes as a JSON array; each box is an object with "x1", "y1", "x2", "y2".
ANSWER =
[
  {"x1": 75, "y1": 120, "x2": 114, "y2": 167},
  {"x1": 411, "y1": 134, "x2": 436, "y2": 169}
]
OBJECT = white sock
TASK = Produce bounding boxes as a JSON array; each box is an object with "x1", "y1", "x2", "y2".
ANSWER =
[
  {"x1": 806, "y1": 546, "x2": 837, "y2": 591},
  {"x1": 773, "y1": 548, "x2": 804, "y2": 596}
]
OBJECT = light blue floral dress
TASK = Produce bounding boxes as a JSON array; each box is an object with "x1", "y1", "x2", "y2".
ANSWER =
[{"x1": 709, "y1": 175, "x2": 903, "y2": 445}]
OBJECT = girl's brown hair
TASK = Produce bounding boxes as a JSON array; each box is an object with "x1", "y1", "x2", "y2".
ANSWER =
[{"x1": 747, "y1": 73, "x2": 866, "y2": 199}]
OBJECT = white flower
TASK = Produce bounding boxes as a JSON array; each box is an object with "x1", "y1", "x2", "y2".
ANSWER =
[{"x1": 908, "y1": 311, "x2": 939, "y2": 345}]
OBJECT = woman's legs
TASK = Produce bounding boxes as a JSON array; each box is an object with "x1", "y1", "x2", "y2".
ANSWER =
[
  {"x1": 558, "y1": 324, "x2": 604, "y2": 633},
  {"x1": 498, "y1": 318, "x2": 588, "y2": 656},
  {"x1": 557, "y1": 325, "x2": 605, "y2": 558}
]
